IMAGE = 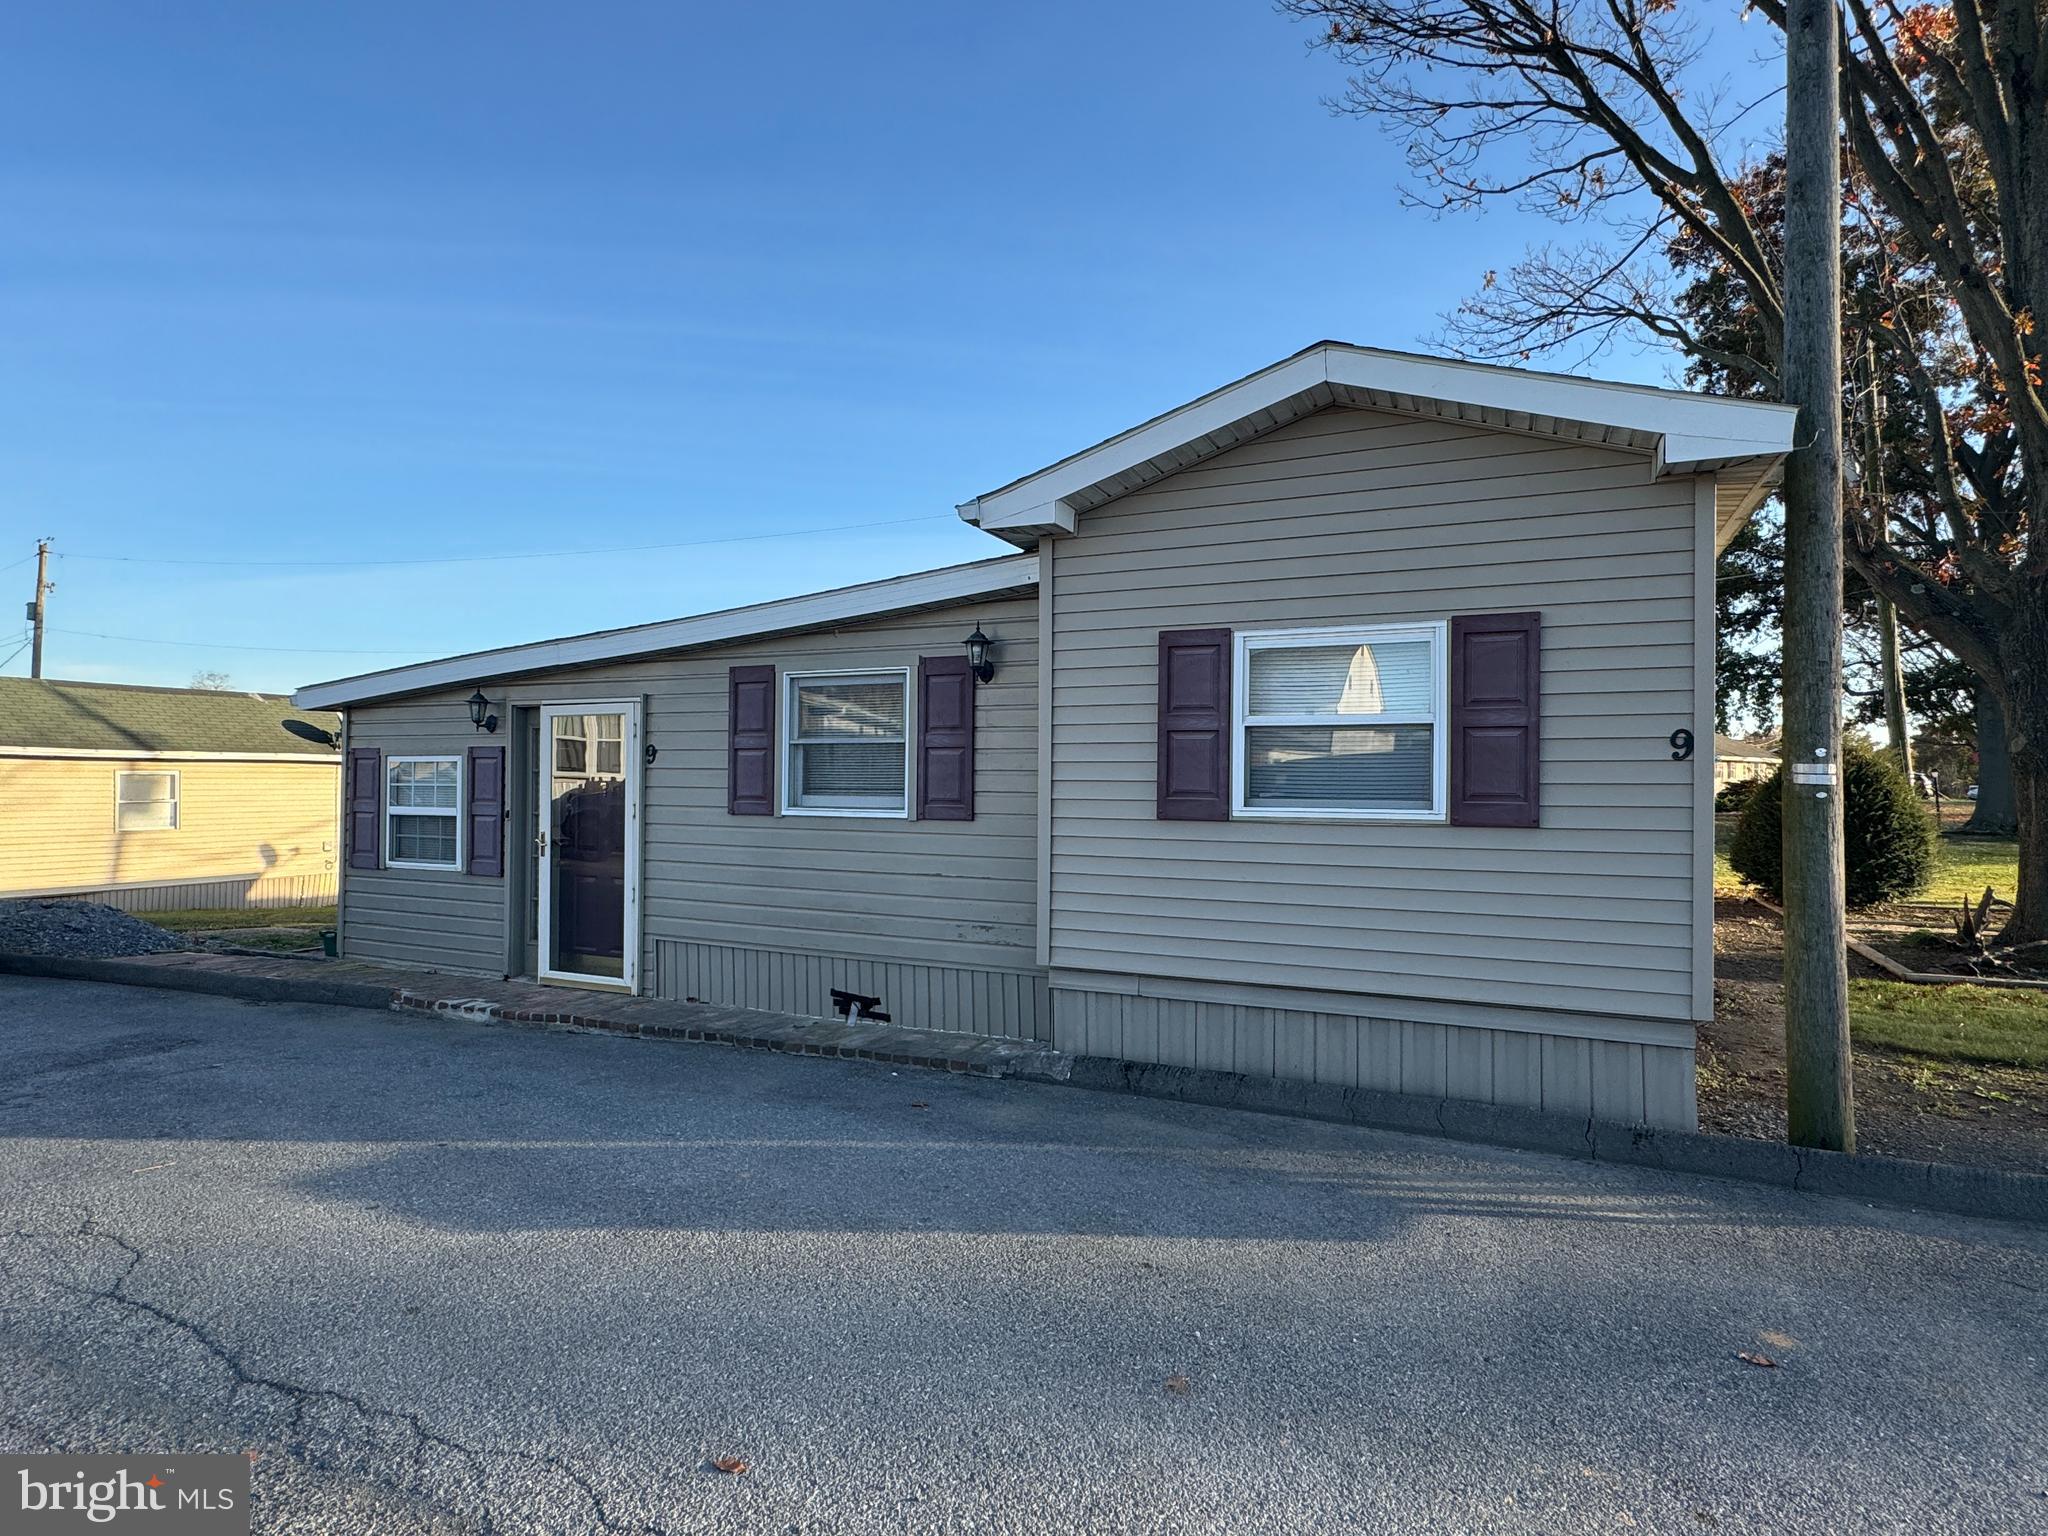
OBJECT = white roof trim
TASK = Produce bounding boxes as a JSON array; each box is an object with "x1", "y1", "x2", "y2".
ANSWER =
[
  {"x1": 294, "y1": 553, "x2": 1038, "y2": 709},
  {"x1": 0, "y1": 746, "x2": 339, "y2": 764},
  {"x1": 957, "y1": 342, "x2": 1798, "y2": 544}
]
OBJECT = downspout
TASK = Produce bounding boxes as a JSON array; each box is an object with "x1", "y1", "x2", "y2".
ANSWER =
[{"x1": 333, "y1": 708, "x2": 349, "y2": 959}]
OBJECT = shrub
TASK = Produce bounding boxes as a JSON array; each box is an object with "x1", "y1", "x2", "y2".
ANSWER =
[
  {"x1": 1715, "y1": 777, "x2": 1763, "y2": 814},
  {"x1": 1729, "y1": 738, "x2": 1935, "y2": 908}
]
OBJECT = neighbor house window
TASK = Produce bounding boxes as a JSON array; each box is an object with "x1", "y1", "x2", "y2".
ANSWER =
[
  {"x1": 386, "y1": 755, "x2": 462, "y2": 869},
  {"x1": 115, "y1": 770, "x2": 179, "y2": 831},
  {"x1": 783, "y1": 670, "x2": 909, "y2": 816},
  {"x1": 1233, "y1": 623, "x2": 1447, "y2": 820}
]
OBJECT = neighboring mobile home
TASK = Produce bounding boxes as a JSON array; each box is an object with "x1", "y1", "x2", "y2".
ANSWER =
[
  {"x1": 0, "y1": 678, "x2": 343, "y2": 911},
  {"x1": 295, "y1": 343, "x2": 1796, "y2": 1129}
]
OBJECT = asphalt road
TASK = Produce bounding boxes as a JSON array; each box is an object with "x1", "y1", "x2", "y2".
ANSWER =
[{"x1": 1, "y1": 976, "x2": 2043, "y2": 1535}]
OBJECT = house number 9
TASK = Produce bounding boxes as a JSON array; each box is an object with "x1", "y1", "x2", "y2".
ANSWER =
[{"x1": 1669, "y1": 728, "x2": 1694, "y2": 762}]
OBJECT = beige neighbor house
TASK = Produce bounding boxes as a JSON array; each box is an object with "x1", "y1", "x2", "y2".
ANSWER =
[
  {"x1": 0, "y1": 678, "x2": 342, "y2": 912},
  {"x1": 1713, "y1": 734, "x2": 1780, "y2": 791},
  {"x1": 295, "y1": 343, "x2": 1796, "y2": 1130}
]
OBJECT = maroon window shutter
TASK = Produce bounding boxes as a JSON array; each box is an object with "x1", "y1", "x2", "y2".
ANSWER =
[
  {"x1": 728, "y1": 665, "x2": 776, "y2": 815},
  {"x1": 1450, "y1": 611, "x2": 1541, "y2": 828},
  {"x1": 917, "y1": 654, "x2": 975, "y2": 821},
  {"x1": 466, "y1": 744, "x2": 506, "y2": 877},
  {"x1": 1156, "y1": 628, "x2": 1232, "y2": 821},
  {"x1": 346, "y1": 746, "x2": 382, "y2": 870}
]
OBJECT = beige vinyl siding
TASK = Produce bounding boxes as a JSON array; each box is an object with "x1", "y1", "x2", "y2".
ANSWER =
[
  {"x1": 1048, "y1": 405, "x2": 1703, "y2": 1023},
  {"x1": 340, "y1": 596, "x2": 1040, "y2": 1022},
  {"x1": 0, "y1": 756, "x2": 338, "y2": 903}
]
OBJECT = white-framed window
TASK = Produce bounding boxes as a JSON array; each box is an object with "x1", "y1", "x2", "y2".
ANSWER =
[
  {"x1": 782, "y1": 669, "x2": 910, "y2": 817},
  {"x1": 115, "y1": 770, "x2": 179, "y2": 832},
  {"x1": 386, "y1": 754, "x2": 463, "y2": 869},
  {"x1": 1232, "y1": 623, "x2": 1448, "y2": 821}
]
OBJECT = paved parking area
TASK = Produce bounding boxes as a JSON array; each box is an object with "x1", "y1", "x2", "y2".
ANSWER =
[{"x1": 2, "y1": 976, "x2": 2043, "y2": 1534}]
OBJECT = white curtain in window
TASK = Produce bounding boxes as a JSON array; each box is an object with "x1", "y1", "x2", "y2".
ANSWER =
[{"x1": 1247, "y1": 639, "x2": 1433, "y2": 717}]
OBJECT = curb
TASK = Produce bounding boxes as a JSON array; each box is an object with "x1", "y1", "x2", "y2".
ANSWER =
[
  {"x1": 1026, "y1": 1056, "x2": 2048, "y2": 1228},
  {"x1": 7, "y1": 952, "x2": 2041, "y2": 1227},
  {"x1": 0, "y1": 952, "x2": 399, "y2": 1012}
]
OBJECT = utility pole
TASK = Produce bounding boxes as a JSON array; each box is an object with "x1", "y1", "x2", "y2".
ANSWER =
[
  {"x1": 27, "y1": 538, "x2": 54, "y2": 679},
  {"x1": 1780, "y1": 0, "x2": 1854, "y2": 1150}
]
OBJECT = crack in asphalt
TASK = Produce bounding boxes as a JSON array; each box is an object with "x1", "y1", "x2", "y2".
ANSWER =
[{"x1": 3, "y1": 1218, "x2": 675, "y2": 1536}]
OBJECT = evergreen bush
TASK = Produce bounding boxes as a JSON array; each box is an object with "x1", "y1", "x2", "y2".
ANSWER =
[{"x1": 1729, "y1": 738, "x2": 1934, "y2": 908}]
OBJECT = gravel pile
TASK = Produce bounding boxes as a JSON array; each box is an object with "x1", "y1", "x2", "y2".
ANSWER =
[{"x1": 0, "y1": 899, "x2": 190, "y2": 958}]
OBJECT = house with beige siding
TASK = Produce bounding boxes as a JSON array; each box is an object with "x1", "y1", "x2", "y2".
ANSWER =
[
  {"x1": 295, "y1": 343, "x2": 1795, "y2": 1129},
  {"x1": 0, "y1": 678, "x2": 342, "y2": 911}
]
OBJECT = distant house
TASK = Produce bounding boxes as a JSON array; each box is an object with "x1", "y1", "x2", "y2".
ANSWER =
[
  {"x1": 0, "y1": 678, "x2": 342, "y2": 912},
  {"x1": 296, "y1": 342, "x2": 1796, "y2": 1131},
  {"x1": 1713, "y1": 734, "x2": 1779, "y2": 791}
]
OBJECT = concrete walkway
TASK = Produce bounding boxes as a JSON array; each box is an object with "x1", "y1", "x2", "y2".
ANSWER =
[{"x1": 24, "y1": 947, "x2": 1067, "y2": 1080}]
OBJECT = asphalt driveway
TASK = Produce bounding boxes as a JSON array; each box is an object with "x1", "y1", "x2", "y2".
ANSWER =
[{"x1": 1, "y1": 976, "x2": 2043, "y2": 1535}]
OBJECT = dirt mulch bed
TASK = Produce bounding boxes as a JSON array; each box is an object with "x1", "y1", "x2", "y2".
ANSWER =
[
  {"x1": 1848, "y1": 897, "x2": 2048, "y2": 981},
  {"x1": 1707, "y1": 897, "x2": 2048, "y2": 1172}
]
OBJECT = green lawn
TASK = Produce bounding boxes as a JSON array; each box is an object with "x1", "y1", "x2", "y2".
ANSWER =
[
  {"x1": 149, "y1": 905, "x2": 335, "y2": 934},
  {"x1": 1919, "y1": 835, "x2": 2021, "y2": 906},
  {"x1": 1714, "y1": 812, "x2": 2018, "y2": 906},
  {"x1": 1850, "y1": 978, "x2": 2048, "y2": 1068}
]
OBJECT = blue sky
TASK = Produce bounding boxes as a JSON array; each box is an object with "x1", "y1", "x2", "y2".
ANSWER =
[{"x1": 0, "y1": 2, "x2": 1761, "y2": 694}]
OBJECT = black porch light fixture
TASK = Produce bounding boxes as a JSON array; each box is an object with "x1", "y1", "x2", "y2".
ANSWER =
[
  {"x1": 963, "y1": 625, "x2": 995, "y2": 684},
  {"x1": 467, "y1": 689, "x2": 499, "y2": 734}
]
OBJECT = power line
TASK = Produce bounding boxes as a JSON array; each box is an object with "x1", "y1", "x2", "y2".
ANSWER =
[
  {"x1": 49, "y1": 626, "x2": 428, "y2": 656},
  {"x1": 54, "y1": 512, "x2": 958, "y2": 570}
]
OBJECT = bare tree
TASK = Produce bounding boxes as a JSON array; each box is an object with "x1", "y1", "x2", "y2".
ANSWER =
[{"x1": 1283, "y1": 0, "x2": 2048, "y2": 938}]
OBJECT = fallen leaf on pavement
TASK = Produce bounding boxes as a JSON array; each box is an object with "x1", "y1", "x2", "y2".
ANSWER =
[
  {"x1": 1736, "y1": 1351, "x2": 1779, "y2": 1369},
  {"x1": 1164, "y1": 1374, "x2": 1192, "y2": 1395}
]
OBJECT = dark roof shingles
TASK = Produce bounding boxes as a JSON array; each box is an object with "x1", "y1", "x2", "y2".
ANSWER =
[{"x1": 0, "y1": 678, "x2": 341, "y2": 756}]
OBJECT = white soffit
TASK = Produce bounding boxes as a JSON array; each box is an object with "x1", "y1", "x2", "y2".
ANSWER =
[
  {"x1": 294, "y1": 553, "x2": 1039, "y2": 709},
  {"x1": 956, "y1": 342, "x2": 1799, "y2": 547}
]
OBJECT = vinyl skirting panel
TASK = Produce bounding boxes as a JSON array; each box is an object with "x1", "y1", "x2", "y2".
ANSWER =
[
  {"x1": 1051, "y1": 980, "x2": 1698, "y2": 1130},
  {"x1": 653, "y1": 938, "x2": 1051, "y2": 1042},
  {"x1": 9, "y1": 870, "x2": 338, "y2": 914}
]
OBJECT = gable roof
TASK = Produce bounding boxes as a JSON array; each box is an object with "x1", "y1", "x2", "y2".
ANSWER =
[
  {"x1": 293, "y1": 344, "x2": 1796, "y2": 713},
  {"x1": 956, "y1": 341, "x2": 1799, "y2": 552},
  {"x1": 0, "y1": 677, "x2": 341, "y2": 758},
  {"x1": 1714, "y1": 733, "x2": 1780, "y2": 762},
  {"x1": 294, "y1": 552, "x2": 1039, "y2": 710}
]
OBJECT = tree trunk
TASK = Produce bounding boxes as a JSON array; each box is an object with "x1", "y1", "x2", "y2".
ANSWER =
[
  {"x1": 1878, "y1": 597, "x2": 1913, "y2": 781},
  {"x1": 2007, "y1": 746, "x2": 2048, "y2": 946},
  {"x1": 1777, "y1": 0, "x2": 1853, "y2": 1152},
  {"x1": 1994, "y1": 596, "x2": 2048, "y2": 946},
  {"x1": 1958, "y1": 686, "x2": 2017, "y2": 835}
]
